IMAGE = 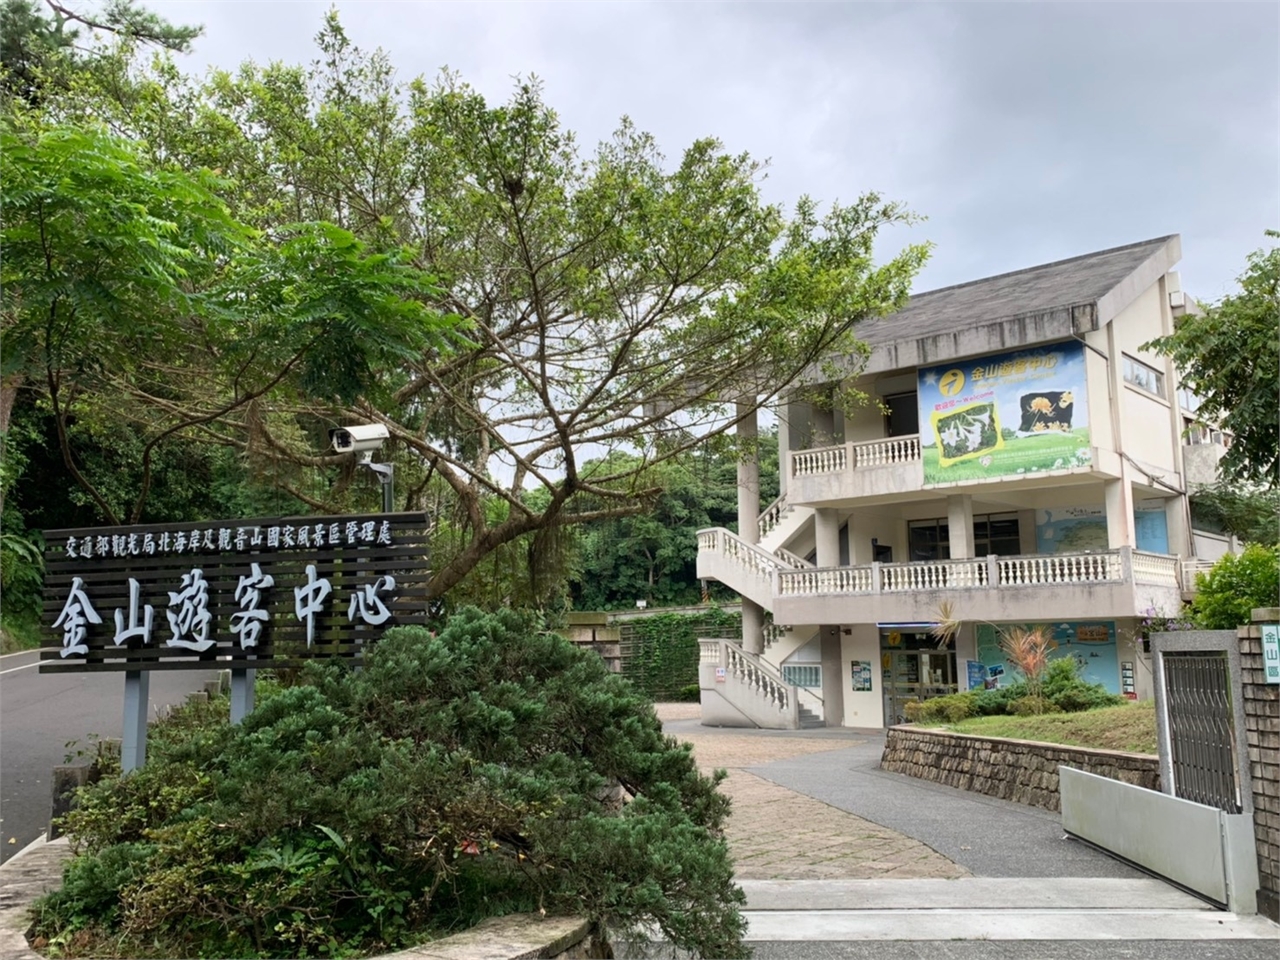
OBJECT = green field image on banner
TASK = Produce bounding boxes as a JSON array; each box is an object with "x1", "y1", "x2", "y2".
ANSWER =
[{"x1": 918, "y1": 341, "x2": 1091, "y2": 485}]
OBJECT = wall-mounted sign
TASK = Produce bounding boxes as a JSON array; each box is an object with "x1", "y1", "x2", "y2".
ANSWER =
[
  {"x1": 918, "y1": 341, "x2": 1091, "y2": 485},
  {"x1": 1262, "y1": 624, "x2": 1280, "y2": 685},
  {"x1": 42, "y1": 512, "x2": 431, "y2": 674},
  {"x1": 715, "y1": 666, "x2": 727, "y2": 684},
  {"x1": 851, "y1": 660, "x2": 873, "y2": 692}
]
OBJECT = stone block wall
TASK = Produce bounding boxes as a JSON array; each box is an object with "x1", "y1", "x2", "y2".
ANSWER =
[
  {"x1": 1240, "y1": 609, "x2": 1280, "y2": 922},
  {"x1": 880, "y1": 727, "x2": 1160, "y2": 813}
]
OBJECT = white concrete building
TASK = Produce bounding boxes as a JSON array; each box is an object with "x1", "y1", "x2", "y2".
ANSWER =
[{"x1": 696, "y1": 235, "x2": 1230, "y2": 729}]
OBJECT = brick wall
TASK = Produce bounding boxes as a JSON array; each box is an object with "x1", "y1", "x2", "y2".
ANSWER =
[
  {"x1": 880, "y1": 727, "x2": 1160, "y2": 813},
  {"x1": 1240, "y1": 609, "x2": 1280, "y2": 922}
]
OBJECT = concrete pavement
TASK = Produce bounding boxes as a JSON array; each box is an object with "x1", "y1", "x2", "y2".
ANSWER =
[{"x1": 654, "y1": 704, "x2": 1280, "y2": 949}]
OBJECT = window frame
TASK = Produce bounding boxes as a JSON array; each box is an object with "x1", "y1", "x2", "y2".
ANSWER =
[{"x1": 1123, "y1": 354, "x2": 1165, "y2": 398}]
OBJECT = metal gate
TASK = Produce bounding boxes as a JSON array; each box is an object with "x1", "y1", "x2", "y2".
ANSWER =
[{"x1": 1163, "y1": 651, "x2": 1241, "y2": 813}]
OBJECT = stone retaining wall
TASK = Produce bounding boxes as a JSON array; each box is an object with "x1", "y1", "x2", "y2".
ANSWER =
[
  {"x1": 1240, "y1": 609, "x2": 1280, "y2": 922},
  {"x1": 880, "y1": 726, "x2": 1161, "y2": 813}
]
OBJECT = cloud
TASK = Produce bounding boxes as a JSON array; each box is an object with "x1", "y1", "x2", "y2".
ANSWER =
[{"x1": 149, "y1": 0, "x2": 1278, "y2": 298}]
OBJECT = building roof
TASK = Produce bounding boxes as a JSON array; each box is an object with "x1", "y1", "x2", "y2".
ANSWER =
[{"x1": 843, "y1": 234, "x2": 1181, "y2": 375}]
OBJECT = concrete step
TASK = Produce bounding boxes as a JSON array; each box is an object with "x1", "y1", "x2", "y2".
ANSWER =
[{"x1": 735, "y1": 879, "x2": 1280, "y2": 943}]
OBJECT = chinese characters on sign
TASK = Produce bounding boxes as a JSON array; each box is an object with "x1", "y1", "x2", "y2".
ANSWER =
[
  {"x1": 41, "y1": 513, "x2": 431, "y2": 674},
  {"x1": 1262, "y1": 624, "x2": 1280, "y2": 686}
]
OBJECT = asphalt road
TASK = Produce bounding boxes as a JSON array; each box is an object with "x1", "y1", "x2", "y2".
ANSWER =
[{"x1": 0, "y1": 649, "x2": 218, "y2": 862}]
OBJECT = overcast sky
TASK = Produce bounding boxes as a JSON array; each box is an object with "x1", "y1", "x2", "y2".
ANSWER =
[{"x1": 147, "y1": 1, "x2": 1277, "y2": 303}]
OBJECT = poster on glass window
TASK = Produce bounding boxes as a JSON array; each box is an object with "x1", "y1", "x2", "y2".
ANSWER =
[{"x1": 917, "y1": 341, "x2": 1091, "y2": 485}]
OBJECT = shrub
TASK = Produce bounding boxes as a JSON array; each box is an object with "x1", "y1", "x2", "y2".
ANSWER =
[
  {"x1": 1191, "y1": 544, "x2": 1280, "y2": 629},
  {"x1": 970, "y1": 682, "x2": 1027, "y2": 716},
  {"x1": 32, "y1": 609, "x2": 747, "y2": 958},
  {"x1": 1041, "y1": 657, "x2": 1125, "y2": 712},
  {"x1": 904, "y1": 692, "x2": 977, "y2": 724},
  {"x1": 677, "y1": 683, "x2": 702, "y2": 702},
  {"x1": 1009, "y1": 695, "x2": 1060, "y2": 717}
]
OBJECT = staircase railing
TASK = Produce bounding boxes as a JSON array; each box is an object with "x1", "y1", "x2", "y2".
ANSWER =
[
  {"x1": 757, "y1": 493, "x2": 789, "y2": 541},
  {"x1": 698, "y1": 638, "x2": 822, "y2": 726},
  {"x1": 773, "y1": 546, "x2": 813, "y2": 569}
]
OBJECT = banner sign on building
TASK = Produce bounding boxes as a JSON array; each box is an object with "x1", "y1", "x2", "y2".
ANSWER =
[
  {"x1": 41, "y1": 512, "x2": 431, "y2": 674},
  {"x1": 918, "y1": 341, "x2": 1091, "y2": 485},
  {"x1": 976, "y1": 620, "x2": 1119, "y2": 693}
]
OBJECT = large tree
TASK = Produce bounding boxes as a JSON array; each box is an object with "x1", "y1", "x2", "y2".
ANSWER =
[
  {"x1": 1147, "y1": 231, "x2": 1279, "y2": 488},
  {"x1": 21, "y1": 14, "x2": 930, "y2": 599},
  {"x1": 0, "y1": 121, "x2": 464, "y2": 524}
]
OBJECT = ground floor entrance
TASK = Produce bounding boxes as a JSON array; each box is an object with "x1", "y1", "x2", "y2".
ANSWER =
[{"x1": 881, "y1": 627, "x2": 957, "y2": 725}]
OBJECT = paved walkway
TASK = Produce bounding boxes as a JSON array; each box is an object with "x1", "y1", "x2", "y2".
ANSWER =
[
  {"x1": 653, "y1": 705, "x2": 1280, "y2": 953},
  {"x1": 656, "y1": 704, "x2": 966, "y2": 880}
]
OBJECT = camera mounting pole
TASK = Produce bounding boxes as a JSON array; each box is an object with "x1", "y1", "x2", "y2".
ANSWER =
[{"x1": 362, "y1": 460, "x2": 394, "y2": 513}]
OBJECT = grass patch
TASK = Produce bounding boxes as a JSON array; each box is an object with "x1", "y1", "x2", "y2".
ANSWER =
[
  {"x1": 922, "y1": 428, "x2": 1091, "y2": 482},
  {"x1": 1, "y1": 613, "x2": 44, "y2": 654},
  {"x1": 938, "y1": 700, "x2": 1157, "y2": 754}
]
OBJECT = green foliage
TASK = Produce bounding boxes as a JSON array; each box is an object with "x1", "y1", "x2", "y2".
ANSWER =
[
  {"x1": 905, "y1": 660, "x2": 1121, "y2": 724},
  {"x1": 38, "y1": 12, "x2": 927, "y2": 599},
  {"x1": 677, "y1": 684, "x2": 702, "y2": 703},
  {"x1": 1145, "y1": 230, "x2": 1280, "y2": 487},
  {"x1": 1190, "y1": 483, "x2": 1280, "y2": 547},
  {"x1": 621, "y1": 609, "x2": 740, "y2": 701},
  {"x1": 1009, "y1": 696, "x2": 1060, "y2": 717},
  {"x1": 1191, "y1": 544, "x2": 1280, "y2": 629},
  {"x1": 1, "y1": 0, "x2": 199, "y2": 106},
  {"x1": 0, "y1": 118, "x2": 463, "y2": 526},
  {"x1": 571, "y1": 436, "x2": 779, "y2": 609},
  {"x1": 34, "y1": 610, "x2": 746, "y2": 958}
]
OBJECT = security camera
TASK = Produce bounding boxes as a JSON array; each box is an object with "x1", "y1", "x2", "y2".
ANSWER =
[{"x1": 329, "y1": 423, "x2": 390, "y2": 456}]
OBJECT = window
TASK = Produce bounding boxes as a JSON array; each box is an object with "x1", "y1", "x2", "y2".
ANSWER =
[
  {"x1": 908, "y1": 519, "x2": 949, "y2": 561},
  {"x1": 1177, "y1": 386, "x2": 1201, "y2": 414},
  {"x1": 973, "y1": 513, "x2": 1021, "y2": 557},
  {"x1": 884, "y1": 392, "x2": 920, "y2": 437},
  {"x1": 909, "y1": 513, "x2": 1021, "y2": 560},
  {"x1": 1123, "y1": 355, "x2": 1165, "y2": 397}
]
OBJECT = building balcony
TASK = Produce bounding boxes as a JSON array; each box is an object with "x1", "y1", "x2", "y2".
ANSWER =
[
  {"x1": 771, "y1": 547, "x2": 1183, "y2": 626},
  {"x1": 696, "y1": 526, "x2": 1186, "y2": 627},
  {"x1": 786, "y1": 434, "x2": 1122, "y2": 505}
]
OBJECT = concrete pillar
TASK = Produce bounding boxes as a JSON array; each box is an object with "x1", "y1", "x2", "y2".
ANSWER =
[
  {"x1": 947, "y1": 494, "x2": 975, "y2": 559},
  {"x1": 820, "y1": 625, "x2": 845, "y2": 727},
  {"x1": 736, "y1": 401, "x2": 760, "y2": 544},
  {"x1": 736, "y1": 401, "x2": 765, "y2": 655},
  {"x1": 815, "y1": 508, "x2": 841, "y2": 568},
  {"x1": 777, "y1": 400, "x2": 791, "y2": 498},
  {"x1": 1105, "y1": 474, "x2": 1137, "y2": 549},
  {"x1": 1164, "y1": 495, "x2": 1191, "y2": 558}
]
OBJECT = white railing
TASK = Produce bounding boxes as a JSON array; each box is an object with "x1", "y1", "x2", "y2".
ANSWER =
[
  {"x1": 789, "y1": 435, "x2": 923, "y2": 479},
  {"x1": 697, "y1": 527, "x2": 782, "y2": 584},
  {"x1": 778, "y1": 566, "x2": 875, "y2": 596},
  {"x1": 1132, "y1": 550, "x2": 1182, "y2": 587},
  {"x1": 1179, "y1": 559, "x2": 1215, "y2": 592},
  {"x1": 791, "y1": 444, "x2": 847, "y2": 477},
  {"x1": 725, "y1": 641, "x2": 791, "y2": 714},
  {"x1": 758, "y1": 494, "x2": 788, "y2": 540},
  {"x1": 879, "y1": 559, "x2": 987, "y2": 592},
  {"x1": 773, "y1": 546, "x2": 813, "y2": 569},
  {"x1": 851, "y1": 434, "x2": 921, "y2": 467},
  {"x1": 775, "y1": 549, "x2": 1137, "y2": 598},
  {"x1": 699, "y1": 639, "x2": 721, "y2": 664},
  {"x1": 996, "y1": 552, "x2": 1123, "y2": 586}
]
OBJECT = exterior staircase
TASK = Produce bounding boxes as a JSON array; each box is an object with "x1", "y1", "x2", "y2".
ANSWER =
[
  {"x1": 698, "y1": 638, "x2": 825, "y2": 730},
  {"x1": 757, "y1": 493, "x2": 815, "y2": 556}
]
